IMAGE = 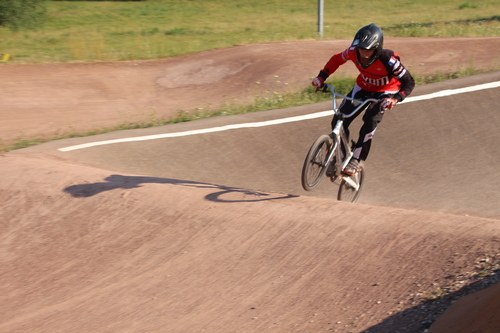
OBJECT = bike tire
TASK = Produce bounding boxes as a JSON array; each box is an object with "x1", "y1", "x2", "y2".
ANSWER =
[
  {"x1": 337, "y1": 165, "x2": 365, "y2": 202},
  {"x1": 301, "y1": 135, "x2": 335, "y2": 191}
]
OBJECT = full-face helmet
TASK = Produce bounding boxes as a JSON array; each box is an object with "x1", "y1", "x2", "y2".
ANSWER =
[{"x1": 351, "y1": 23, "x2": 384, "y2": 68}]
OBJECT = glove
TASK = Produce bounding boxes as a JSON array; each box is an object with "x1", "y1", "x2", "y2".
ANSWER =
[
  {"x1": 380, "y1": 98, "x2": 398, "y2": 111},
  {"x1": 312, "y1": 76, "x2": 324, "y2": 88}
]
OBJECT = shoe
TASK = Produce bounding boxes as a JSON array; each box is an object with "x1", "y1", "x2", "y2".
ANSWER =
[
  {"x1": 343, "y1": 158, "x2": 362, "y2": 176},
  {"x1": 326, "y1": 157, "x2": 337, "y2": 177}
]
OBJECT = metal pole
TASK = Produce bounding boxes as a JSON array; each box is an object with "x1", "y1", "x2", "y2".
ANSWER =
[{"x1": 318, "y1": 0, "x2": 324, "y2": 37}]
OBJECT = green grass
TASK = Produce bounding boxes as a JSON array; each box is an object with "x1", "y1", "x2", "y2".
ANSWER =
[{"x1": 0, "y1": 0, "x2": 498, "y2": 63}]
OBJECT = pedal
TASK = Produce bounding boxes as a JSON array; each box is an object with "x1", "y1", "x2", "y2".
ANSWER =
[{"x1": 330, "y1": 176, "x2": 340, "y2": 184}]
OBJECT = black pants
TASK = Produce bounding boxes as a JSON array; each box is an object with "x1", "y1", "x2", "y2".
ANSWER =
[{"x1": 331, "y1": 85, "x2": 394, "y2": 161}]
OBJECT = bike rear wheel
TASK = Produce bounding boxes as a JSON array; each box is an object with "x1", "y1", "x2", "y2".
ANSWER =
[
  {"x1": 301, "y1": 135, "x2": 335, "y2": 191},
  {"x1": 337, "y1": 166, "x2": 364, "y2": 202}
]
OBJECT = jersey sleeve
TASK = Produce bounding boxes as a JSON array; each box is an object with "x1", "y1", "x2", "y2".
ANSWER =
[
  {"x1": 316, "y1": 47, "x2": 353, "y2": 81},
  {"x1": 388, "y1": 51, "x2": 415, "y2": 102}
]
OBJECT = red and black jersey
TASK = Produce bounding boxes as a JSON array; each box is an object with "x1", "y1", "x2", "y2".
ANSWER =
[{"x1": 318, "y1": 47, "x2": 415, "y2": 102}]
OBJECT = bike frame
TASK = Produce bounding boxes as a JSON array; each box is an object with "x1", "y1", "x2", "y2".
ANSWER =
[{"x1": 323, "y1": 84, "x2": 379, "y2": 187}]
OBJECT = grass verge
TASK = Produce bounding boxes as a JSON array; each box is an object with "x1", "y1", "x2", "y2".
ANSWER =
[{"x1": 0, "y1": 0, "x2": 498, "y2": 63}]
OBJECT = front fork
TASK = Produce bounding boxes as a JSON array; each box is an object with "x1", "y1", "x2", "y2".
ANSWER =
[{"x1": 330, "y1": 124, "x2": 358, "y2": 189}]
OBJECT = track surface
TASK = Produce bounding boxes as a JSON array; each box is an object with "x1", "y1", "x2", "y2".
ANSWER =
[
  {"x1": 1, "y1": 38, "x2": 500, "y2": 332},
  {"x1": 20, "y1": 71, "x2": 500, "y2": 217}
]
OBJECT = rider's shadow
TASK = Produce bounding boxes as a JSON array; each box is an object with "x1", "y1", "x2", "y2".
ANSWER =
[{"x1": 64, "y1": 174, "x2": 297, "y2": 203}]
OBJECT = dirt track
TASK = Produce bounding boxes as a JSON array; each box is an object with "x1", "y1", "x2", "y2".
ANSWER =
[{"x1": 1, "y1": 38, "x2": 500, "y2": 332}]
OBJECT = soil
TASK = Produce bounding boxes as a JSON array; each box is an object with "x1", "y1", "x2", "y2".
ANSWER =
[{"x1": 0, "y1": 37, "x2": 499, "y2": 333}]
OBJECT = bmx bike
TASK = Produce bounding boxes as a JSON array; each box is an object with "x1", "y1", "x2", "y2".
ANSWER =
[{"x1": 301, "y1": 84, "x2": 380, "y2": 202}]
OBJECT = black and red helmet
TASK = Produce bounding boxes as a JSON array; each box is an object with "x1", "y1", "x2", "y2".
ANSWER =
[{"x1": 351, "y1": 23, "x2": 384, "y2": 68}]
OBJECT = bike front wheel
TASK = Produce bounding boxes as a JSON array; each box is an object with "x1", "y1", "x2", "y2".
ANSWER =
[
  {"x1": 337, "y1": 166, "x2": 365, "y2": 202},
  {"x1": 301, "y1": 135, "x2": 335, "y2": 191}
]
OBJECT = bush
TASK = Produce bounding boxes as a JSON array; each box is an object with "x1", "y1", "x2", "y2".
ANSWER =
[{"x1": 0, "y1": 0, "x2": 47, "y2": 31}]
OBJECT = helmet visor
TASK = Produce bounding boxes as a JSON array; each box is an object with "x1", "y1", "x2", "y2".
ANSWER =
[{"x1": 352, "y1": 38, "x2": 378, "y2": 50}]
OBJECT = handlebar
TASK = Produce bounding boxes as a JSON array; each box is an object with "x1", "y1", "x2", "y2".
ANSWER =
[{"x1": 322, "y1": 84, "x2": 380, "y2": 118}]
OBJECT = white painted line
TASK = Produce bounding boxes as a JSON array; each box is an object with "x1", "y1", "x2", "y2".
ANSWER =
[
  {"x1": 58, "y1": 110, "x2": 334, "y2": 152},
  {"x1": 400, "y1": 81, "x2": 500, "y2": 103},
  {"x1": 59, "y1": 81, "x2": 500, "y2": 152}
]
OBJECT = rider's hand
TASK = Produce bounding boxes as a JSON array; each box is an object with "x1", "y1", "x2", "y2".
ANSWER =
[
  {"x1": 312, "y1": 77, "x2": 324, "y2": 89},
  {"x1": 381, "y1": 98, "x2": 398, "y2": 111}
]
